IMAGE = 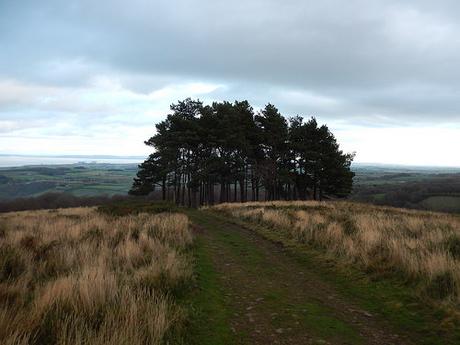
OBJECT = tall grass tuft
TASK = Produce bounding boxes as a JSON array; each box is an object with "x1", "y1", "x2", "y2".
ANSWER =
[{"x1": 0, "y1": 207, "x2": 192, "y2": 344}]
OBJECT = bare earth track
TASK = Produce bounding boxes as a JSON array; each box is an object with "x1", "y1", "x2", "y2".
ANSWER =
[{"x1": 189, "y1": 210, "x2": 412, "y2": 345}]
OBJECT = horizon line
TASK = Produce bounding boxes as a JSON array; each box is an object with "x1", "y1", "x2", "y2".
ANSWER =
[{"x1": 0, "y1": 153, "x2": 459, "y2": 169}]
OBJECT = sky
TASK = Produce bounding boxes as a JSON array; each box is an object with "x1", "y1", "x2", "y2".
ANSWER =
[{"x1": 1, "y1": 0, "x2": 459, "y2": 166}]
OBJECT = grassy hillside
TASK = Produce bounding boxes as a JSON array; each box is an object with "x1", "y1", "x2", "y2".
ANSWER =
[
  {"x1": 2, "y1": 200, "x2": 459, "y2": 344},
  {"x1": 211, "y1": 201, "x2": 460, "y2": 325},
  {"x1": 0, "y1": 207, "x2": 192, "y2": 344}
]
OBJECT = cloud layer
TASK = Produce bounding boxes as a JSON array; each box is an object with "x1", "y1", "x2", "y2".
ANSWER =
[{"x1": 0, "y1": 0, "x2": 459, "y2": 165}]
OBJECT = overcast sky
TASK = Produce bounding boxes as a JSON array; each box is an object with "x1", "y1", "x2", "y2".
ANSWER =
[{"x1": 1, "y1": 0, "x2": 459, "y2": 166}]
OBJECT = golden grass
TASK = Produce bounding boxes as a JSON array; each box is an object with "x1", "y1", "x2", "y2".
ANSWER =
[
  {"x1": 0, "y1": 207, "x2": 192, "y2": 345},
  {"x1": 213, "y1": 201, "x2": 460, "y2": 303}
]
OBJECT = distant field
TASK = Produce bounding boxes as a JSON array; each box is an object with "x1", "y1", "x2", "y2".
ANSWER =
[
  {"x1": 0, "y1": 164, "x2": 138, "y2": 200},
  {"x1": 1, "y1": 163, "x2": 460, "y2": 214},
  {"x1": 351, "y1": 165, "x2": 460, "y2": 213},
  {"x1": 420, "y1": 196, "x2": 460, "y2": 213}
]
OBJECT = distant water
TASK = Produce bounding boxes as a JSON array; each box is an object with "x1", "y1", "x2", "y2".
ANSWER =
[{"x1": 0, "y1": 155, "x2": 144, "y2": 168}]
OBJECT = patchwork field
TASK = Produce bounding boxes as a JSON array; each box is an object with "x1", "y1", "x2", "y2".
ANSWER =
[
  {"x1": 0, "y1": 207, "x2": 192, "y2": 344},
  {"x1": 1, "y1": 163, "x2": 459, "y2": 214}
]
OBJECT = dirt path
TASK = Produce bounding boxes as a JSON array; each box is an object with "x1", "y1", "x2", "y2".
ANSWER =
[{"x1": 188, "y1": 210, "x2": 412, "y2": 345}]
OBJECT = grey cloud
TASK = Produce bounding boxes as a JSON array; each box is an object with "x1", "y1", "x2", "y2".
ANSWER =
[{"x1": 1, "y1": 0, "x2": 460, "y2": 124}]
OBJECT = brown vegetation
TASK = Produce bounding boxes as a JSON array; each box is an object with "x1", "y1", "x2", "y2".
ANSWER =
[
  {"x1": 212, "y1": 201, "x2": 460, "y2": 306},
  {"x1": 0, "y1": 193, "x2": 133, "y2": 213},
  {"x1": 0, "y1": 207, "x2": 192, "y2": 345}
]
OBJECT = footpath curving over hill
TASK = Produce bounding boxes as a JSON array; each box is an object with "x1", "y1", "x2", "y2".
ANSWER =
[
  {"x1": 187, "y1": 201, "x2": 460, "y2": 344},
  {"x1": 188, "y1": 210, "x2": 413, "y2": 344},
  {"x1": 2, "y1": 201, "x2": 459, "y2": 344}
]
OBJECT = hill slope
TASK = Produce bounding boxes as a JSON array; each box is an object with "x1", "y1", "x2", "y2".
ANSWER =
[{"x1": 202, "y1": 201, "x2": 460, "y2": 344}]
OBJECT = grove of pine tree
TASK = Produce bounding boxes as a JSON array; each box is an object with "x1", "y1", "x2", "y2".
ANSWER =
[{"x1": 130, "y1": 98, "x2": 355, "y2": 207}]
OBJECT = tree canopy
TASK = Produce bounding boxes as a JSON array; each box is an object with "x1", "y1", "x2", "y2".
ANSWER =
[{"x1": 130, "y1": 98, "x2": 355, "y2": 206}]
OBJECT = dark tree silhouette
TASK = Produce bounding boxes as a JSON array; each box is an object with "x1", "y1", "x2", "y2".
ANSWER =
[{"x1": 130, "y1": 98, "x2": 355, "y2": 205}]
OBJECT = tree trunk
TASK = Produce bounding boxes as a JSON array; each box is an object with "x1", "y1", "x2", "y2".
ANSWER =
[
  {"x1": 220, "y1": 180, "x2": 225, "y2": 203},
  {"x1": 239, "y1": 179, "x2": 245, "y2": 203},
  {"x1": 244, "y1": 165, "x2": 248, "y2": 202},
  {"x1": 181, "y1": 173, "x2": 186, "y2": 206},
  {"x1": 187, "y1": 183, "x2": 191, "y2": 208},
  {"x1": 175, "y1": 171, "x2": 181, "y2": 205},
  {"x1": 209, "y1": 181, "x2": 214, "y2": 205}
]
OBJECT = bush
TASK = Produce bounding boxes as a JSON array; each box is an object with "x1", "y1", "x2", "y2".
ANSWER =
[
  {"x1": 0, "y1": 246, "x2": 26, "y2": 282},
  {"x1": 81, "y1": 228, "x2": 104, "y2": 242},
  {"x1": 446, "y1": 235, "x2": 460, "y2": 259},
  {"x1": 426, "y1": 272, "x2": 457, "y2": 299},
  {"x1": 97, "y1": 201, "x2": 177, "y2": 216},
  {"x1": 0, "y1": 192, "x2": 133, "y2": 213},
  {"x1": 333, "y1": 214, "x2": 357, "y2": 236},
  {"x1": 0, "y1": 221, "x2": 6, "y2": 238}
]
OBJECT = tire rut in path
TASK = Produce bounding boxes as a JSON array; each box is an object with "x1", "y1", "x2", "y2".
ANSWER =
[{"x1": 191, "y1": 210, "x2": 412, "y2": 345}]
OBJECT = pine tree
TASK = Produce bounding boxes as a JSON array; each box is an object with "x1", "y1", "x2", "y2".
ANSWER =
[{"x1": 130, "y1": 98, "x2": 355, "y2": 205}]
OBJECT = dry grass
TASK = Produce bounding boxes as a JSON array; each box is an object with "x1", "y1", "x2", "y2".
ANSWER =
[
  {"x1": 0, "y1": 207, "x2": 192, "y2": 345},
  {"x1": 213, "y1": 201, "x2": 460, "y2": 304}
]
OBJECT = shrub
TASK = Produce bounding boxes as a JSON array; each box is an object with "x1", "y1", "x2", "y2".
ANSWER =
[
  {"x1": 333, "y1": 214, "x2": 358, "y2": 236},
  {"x1": 0, "y1": 193, "x2": 133, "y2": 213},
  {"x1": 98, "y1": 201, "x2": 177, "y2": 216},
  {"x1": 110, "y1": 230, "x2": 126, "y2": 248},
  {"x1": 426, "y1": 272, "x2": 457, "y2": 299},
  {"x1": 0, "y1": 221, "x2": 6, "y2": 238},
  {"x1": 81, "y1": 228, "x2": 104, "y2": 243},
  {"x1": 446, "y1": 235, "x2": 460, "y2": 259},
  {"x1": 0, "y1": 246, "x2": 26, "y2": 282}
]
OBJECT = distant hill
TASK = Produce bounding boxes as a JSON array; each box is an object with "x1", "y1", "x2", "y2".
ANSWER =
[{"x1": 351, "y1": 164, "x2": 460, "y2": 213}]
